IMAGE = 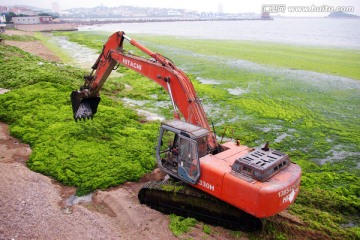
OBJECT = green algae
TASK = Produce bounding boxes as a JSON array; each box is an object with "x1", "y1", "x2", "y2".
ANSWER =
[{"x1": 0, "y1": 44, "x2": 158, "y2": 195}]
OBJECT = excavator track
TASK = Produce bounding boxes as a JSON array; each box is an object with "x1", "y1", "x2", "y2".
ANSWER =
[{"x1": 138, "y1": 180, "x2": 262, "y2": 232}]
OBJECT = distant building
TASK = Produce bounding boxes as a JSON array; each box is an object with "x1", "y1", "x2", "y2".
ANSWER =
[
  {"x1": 10, "y1": 6, "x2": 34, "y2": 15},
  {"x1": 0, "y1": 14, "x2": 6, "y2": 23},
  {"x1": 13, "y1": 16, "x2": 53, "y2": 24},
  {"x1": 39, "y1": 16, "x2": 53, "y2": 23},
  {"x1": 167, "y1": 10, "x2": 181, "y2": 16},
  {"x1": 261, "y1": 12, "x2": 271, "y2": 19},
  {"x1": 0, "y1": 6, "x2": 9, "y2": 12}
]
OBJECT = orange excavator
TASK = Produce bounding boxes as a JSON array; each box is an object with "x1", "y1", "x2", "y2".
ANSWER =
[{"x1": 71, "y1": 31, "x2": 301, "y2": 230}]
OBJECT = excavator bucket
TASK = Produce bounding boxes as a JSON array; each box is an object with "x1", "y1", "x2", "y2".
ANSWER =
[{"x1": 70, "y1": 91, "x2": 100, "y2": 121}]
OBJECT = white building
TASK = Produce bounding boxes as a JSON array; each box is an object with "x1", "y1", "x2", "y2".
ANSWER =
[
  {"x1": 0, "y1": 14, "x2": 6, "y2": 23},
  {"x1": 167, "y1": 10, "x2": 181, "y2": 16},
  {"x1": 13, "y1": 16, "x2": 53, "y2": 24},
  {"x1": 13, "y1": 16, "x2": 41, "y2": 24}
]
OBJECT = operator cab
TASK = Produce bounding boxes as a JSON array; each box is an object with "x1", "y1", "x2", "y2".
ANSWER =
[{"x1": 156, "y1": 119, "x2": 210, "y2": 184}]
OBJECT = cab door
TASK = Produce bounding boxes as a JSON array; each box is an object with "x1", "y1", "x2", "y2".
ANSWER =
[{"x1": 177, "y1": 136, "x2": 201, "y2": 184}]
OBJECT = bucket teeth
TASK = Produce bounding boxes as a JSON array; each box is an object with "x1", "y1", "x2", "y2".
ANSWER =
[
  {"x1": 71, "y1": 91, "x2": 101, "y2": 122},
  {"x1": 75, "y1": 101, "x2": 93, "y2": 119}
]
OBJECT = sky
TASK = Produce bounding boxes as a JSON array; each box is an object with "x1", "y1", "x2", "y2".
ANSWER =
[{"x1": 0, "y1": 0, "x2": 359, "y2": 16}]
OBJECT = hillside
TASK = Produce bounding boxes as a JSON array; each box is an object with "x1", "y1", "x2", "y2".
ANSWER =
[{"x1": 328, "y1": 11, "x2": 360, "y2": 18}]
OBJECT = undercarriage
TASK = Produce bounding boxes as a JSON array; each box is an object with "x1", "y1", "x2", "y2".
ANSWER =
[{"x1": 138, "y1": 180, "x2": 262, "y2": 232}]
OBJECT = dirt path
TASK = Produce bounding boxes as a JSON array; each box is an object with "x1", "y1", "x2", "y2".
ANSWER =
[
  {"x1": 0, "y1": 122, "x2": 118, "y2": 239},
  {"x1": 3, "y1": 30, "x2": 61, "y2": 62},
  {"x1": 0, "y1": 121, "x2": 180, "y2": 240}
]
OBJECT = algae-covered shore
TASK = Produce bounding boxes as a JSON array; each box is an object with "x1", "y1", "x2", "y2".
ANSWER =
[{"x1": 0, "y1": 30, "x2": 359, "y2": 239}]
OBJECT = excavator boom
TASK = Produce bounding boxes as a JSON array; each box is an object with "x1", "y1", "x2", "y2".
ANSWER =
[{"x1": 71, "y1": 31, "x2": 217, "y2": 150}]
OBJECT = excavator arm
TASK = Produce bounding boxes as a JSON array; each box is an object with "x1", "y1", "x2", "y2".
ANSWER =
[{"x1": 71, "y1": 31, "x2": 217, "y2": 150}]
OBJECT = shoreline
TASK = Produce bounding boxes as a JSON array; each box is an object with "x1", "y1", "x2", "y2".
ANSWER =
[{"x1": 66, "y1": 16, "x2": 273, "y2": 26}]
